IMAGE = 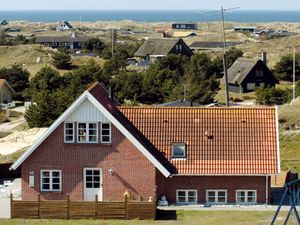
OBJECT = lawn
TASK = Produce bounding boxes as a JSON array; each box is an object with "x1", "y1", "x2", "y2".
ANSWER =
[{"x1": 0, "y1": 210, "x2": 295, "y2": 225}]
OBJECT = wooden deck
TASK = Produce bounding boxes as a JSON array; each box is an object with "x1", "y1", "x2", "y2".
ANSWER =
[{"x1": 11, "y1": 194, "x2": 156, "y2": 220}]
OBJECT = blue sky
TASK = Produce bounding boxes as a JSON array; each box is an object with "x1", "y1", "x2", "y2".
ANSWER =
[{"x1": 1, "y1": 0, "x2": 300, "y2": 10}]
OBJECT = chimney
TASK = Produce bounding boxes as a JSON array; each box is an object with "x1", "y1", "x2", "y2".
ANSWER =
[
  {"x1": 108, "y1": 86, "x2": 114, "y2": 102},
  {"x1": 71, "y1": 32, "x2": 76, "y2": 38},
  {"x1": 261, "y1": 52, "x2": 267, "y2": 65}
]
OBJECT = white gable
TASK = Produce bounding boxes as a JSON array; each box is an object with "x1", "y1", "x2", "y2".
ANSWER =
[{"x1": 65, "y1": 98, "x2": 109, "y2": 122}]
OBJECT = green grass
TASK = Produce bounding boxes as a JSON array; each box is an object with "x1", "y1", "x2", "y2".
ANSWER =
[
  {"x1": 0, "y1": 210, "x2": 295, "y2": 225},
  {"x1": 280, "y1": 131, "x2": 300, "y2": 172}
]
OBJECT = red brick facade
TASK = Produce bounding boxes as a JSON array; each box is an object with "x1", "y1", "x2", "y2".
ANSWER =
[
  {"x1": 18, "y1": 83, "x2": 277, "y2": 204},
  {"x1": 156, "y1": 171, "x2": 271, "y2": 204},
  {"x1": 21, "y1": 123, "x2": 157, "y2": 201}
]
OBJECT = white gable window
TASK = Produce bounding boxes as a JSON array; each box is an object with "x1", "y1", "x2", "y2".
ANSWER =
[
  {"x1": 172, "y1": 143, "x2": 186, "y2": 158},
  {"x1": 176, "y1": 190, "x2": 197, "y2": 204},
  {"x1": 101, "y1": 123, "x2": 111, "y2": 143},
  {"x1": 41, "y1": 170, "x2": 62, "y2": 192},
  {"x1": 236, "y1": 190, "x2": 257, "y2": 204},
  {"x1": 64, "y1": 122, "x2": 74, "y2": 143},
  {"x1": 206, "y1": 190, "x2": 227, "y2": 204},
  {"x1": 78, "y1": 122, "x2": 98, "y2": 143}
]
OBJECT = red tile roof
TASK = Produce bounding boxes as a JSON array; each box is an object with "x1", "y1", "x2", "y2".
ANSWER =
[{"x1": 118, "y1": 107, "x2": 279, "y2": 175}]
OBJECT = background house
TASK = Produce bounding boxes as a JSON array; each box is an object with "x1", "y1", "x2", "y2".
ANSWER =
[
  {"x1": 56, "y1": 21, "x2": 74, "y2": 31},
  {"x1": 0, "y1": 79, "x2": 16, "y2": 104},
  {"x1": 134, "y1": 38, "x2": 193, "y2": 63},
  {"x1": 35, "y1": 34, "x2": 88, "y2": 49},
  {"x1": 227, "y1": 53, "x2": 278, "y2": 93},
  {"x1": 172, "y1": 22, "x2": 198, "y2": 30},
  {"x1": 11, "y1": 83, "x2": 279, "y2": 205},
  {"x1": 1, "y1": 20, "x2": 8, "y2": 26},
  {"x1": 234, "y1": 26, "x2": 256, "y2": 32},
  {"x1": 189, "y1": 41, "x2": 241, "y2": 51}
]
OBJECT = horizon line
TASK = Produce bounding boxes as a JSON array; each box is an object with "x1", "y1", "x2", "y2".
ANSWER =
[{"x1": 0, "y1": 9, "x2": 300, "y2": 11}]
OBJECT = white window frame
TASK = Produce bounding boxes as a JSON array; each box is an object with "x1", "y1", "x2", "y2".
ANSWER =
[
  {"x1": 101, "y1": 123, "x2": 111, "y2": 144},
  {"x1": 52, "y1": 43, "x2": 57, "y2": 47},
  {"x1": 172, "y1": 143, "x2": 186, "y2": 159},
  {"x1": 77, "y1": 122, "x2": 98, "y2": 143},
  {"x1": 40, "y1": 170, "x2": 62, "y2": 192},
  {"x1": 64, "y1": 122, "x2": 74, "y2": 143},
  {"x1": 206, "y1": 190, "x2": 227, "y2": 204},
  {"x1": 176, "y1": 190, "x2": 198, "y2": 204},
  {"x1": 236, "y1": 190, "x2": 257, "y2": 204}
]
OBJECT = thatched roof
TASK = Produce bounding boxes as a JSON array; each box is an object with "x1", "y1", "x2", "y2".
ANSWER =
[
  {"x1": 35, "y1": 36, "x2": 88, "y2": 43},
  {"x1": 134, "y1": 39, "x2": 181, "y2": 57},
  {"x1": 227, "y1": 57, "x2": 259, "y2": 84}
]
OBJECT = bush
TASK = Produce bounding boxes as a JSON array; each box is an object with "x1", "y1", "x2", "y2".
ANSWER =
[
  {"x1": 52, "y1": 49, "x2": 71, "y2": 69},
  {"x1": 255, "y1": 87, "x2": 291, "y2": 105}
]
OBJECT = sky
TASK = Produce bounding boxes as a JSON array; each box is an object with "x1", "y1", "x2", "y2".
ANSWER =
[{"x1": 1, "y1": 0, "x2": 300, "y2": 11}]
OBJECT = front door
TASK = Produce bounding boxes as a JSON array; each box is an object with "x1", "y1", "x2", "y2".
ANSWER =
[{"x1": 83, "y1": 168, "x2": 103, "y2": 201}]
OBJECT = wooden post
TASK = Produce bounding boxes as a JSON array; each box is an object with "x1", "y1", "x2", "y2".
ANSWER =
[
  {"x1": 66, "y1": 194, "x2": 70, "y2": 220},
  {"x1": 95, "y1": 194, "x2": 98, "y2": 218},
  {"x1": 124, "y1": 194, "x2": 128, "y2": 220},
  {"x1": 152, "y1": 194, "x2": 157, "y2": 220},
  {"x1": 10, "y1": 193, "x2": 13, "y2": 219},
  {"x1": 37, "y1": 194, "x2": 41, "y2": 219}
]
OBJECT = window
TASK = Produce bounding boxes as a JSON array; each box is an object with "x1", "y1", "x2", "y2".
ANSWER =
[
  {"x1": 176, "y1": 190, "x2": 197, "y2": 204},
  {"x1": 64, "y1": 123, "x2": 74, "y2": 143},
  {"x1": 78, "y1": 123, "x2": 98, "y2": 143},
  {"x1": 101, "y1": 123, "x2": 111, "y2": 143},
  {"x1": 236, "y1": 190, "x2": 257, "y2": 204},
  {"x1": 65, "y1": 42, "x2": 70, "y2": 46},
  {"x1": 172, "y1": 143, "x2": 186, "y2": 158},
  {"x1": 246, "y1": 83, "x2": 256, "y2": 91},
  {"x1": 52, "y1": 43, "x2": 57, "y2": 46},
  {"x1": 176, "y1": 44, "x2": 182, "y2": 52},
  {"x1": 255, "y1": 70, "x2": 264, "y2": 77},
  {"x1": 41, "y1": 170, "x2": 61, "y2": 191},
  {"x1": 206, "y1": 190, "x2": 227, "y2": 204}
]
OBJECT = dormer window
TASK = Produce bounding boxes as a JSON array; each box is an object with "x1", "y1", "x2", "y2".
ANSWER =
[
  {"x1": 172, "y1": 143, "x2": 186, "y2": 158},
  {"x1": 77, "y1": 123, "x2": 98, "y2": 143}
]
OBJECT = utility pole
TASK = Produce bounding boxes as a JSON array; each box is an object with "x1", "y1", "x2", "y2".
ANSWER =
[
  {"x1": 293, "y1": 47, "x2": 296, "y2": 101},
  {"x1": 221, "y1": 6, "x2": 230, "y2": 107}
]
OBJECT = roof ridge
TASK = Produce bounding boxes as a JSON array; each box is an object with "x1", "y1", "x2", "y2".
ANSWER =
[{"x1": 118, "y1": 106, "x2": 275, "y2": 110}]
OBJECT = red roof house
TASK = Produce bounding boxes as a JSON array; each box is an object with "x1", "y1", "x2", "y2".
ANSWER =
[{"x1": 11, "y1": 82, "x2": 280, "y2": 205}]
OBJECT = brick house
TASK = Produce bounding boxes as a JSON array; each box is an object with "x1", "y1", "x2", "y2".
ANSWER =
[{"x1": 11, "y1": 82, "x2": 280, "y2": 205}]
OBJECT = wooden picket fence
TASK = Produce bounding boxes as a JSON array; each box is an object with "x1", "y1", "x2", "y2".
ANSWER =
[{"x1": 11, "y1": 194, "x2": 156, "y2": 220}]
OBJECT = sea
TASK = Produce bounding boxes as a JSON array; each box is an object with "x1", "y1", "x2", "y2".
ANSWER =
[{"x1": 0, "y1": 10, "x2": 300, "y2": 23}]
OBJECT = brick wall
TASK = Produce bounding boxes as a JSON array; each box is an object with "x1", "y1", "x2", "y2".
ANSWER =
[
  {"x1": 21, "y1": 123, "x2": 157, "y2": 201},
  {"x1": 156, "y1": 171, "x2": 270, "y2": 204}
]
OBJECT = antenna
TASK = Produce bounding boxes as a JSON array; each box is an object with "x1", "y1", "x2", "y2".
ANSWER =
[
  {"x1": 293, "y1": 47, "x2": 296, "y2": 101},
  {"x1": 220, "y1": 6, "x2": 240, "y2": 107},
  {"x1": 111, "y1": 29, "x2": 116, "y2": 58},
  {"x1": 184, "y1": 84, "x2": 187, "y2": 101}
]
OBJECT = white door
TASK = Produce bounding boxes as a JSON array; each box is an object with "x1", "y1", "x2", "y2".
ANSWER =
[{"x1": 83, "y1": 168, "x2": 103, "y2": 201}]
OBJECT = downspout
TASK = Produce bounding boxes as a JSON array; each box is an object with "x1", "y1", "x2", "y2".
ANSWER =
[{"x1": 265, "y1": 175, "x2": 269, "y2": 204}]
